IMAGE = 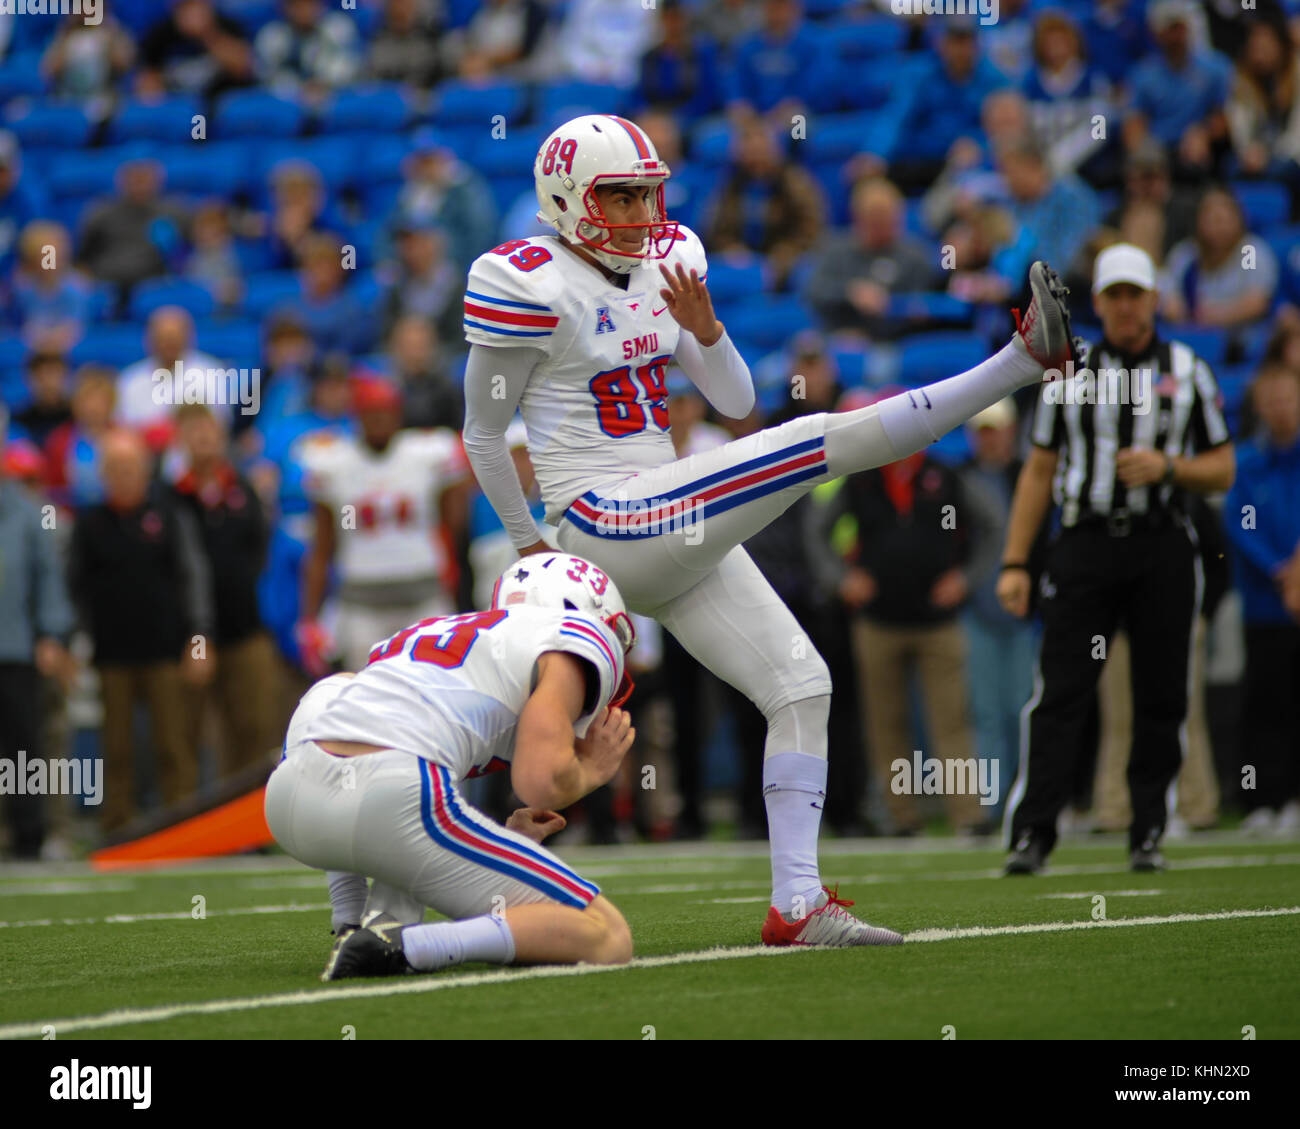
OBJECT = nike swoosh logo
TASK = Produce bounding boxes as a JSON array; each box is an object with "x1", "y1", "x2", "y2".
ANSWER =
[{"x1": 652, "y1": 306, "x2": 668, "y2": 316}]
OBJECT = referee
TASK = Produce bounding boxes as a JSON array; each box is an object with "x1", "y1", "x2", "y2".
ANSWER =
[{"x1": 996, "y1": 243, "x2": 1235, "y2": 873}]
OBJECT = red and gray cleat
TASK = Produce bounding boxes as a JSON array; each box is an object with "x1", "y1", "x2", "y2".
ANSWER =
[
  {"x1": 1012, "y1": 260, "x2": 1082, "y2": 372},
  {"x1": 761, "y1": 885, "x2": 904, "y2": 947}
]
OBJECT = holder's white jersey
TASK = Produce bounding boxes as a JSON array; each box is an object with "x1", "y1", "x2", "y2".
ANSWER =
[
  {"x1": 298, "y1": 605, "x2": 625, "y2": 783},
  {"x1": 463, "y1": 225, "x2": 709, "y2": 522},
  {"x1": 300, "y1": 428, "x2": 467, "y2": 584}
]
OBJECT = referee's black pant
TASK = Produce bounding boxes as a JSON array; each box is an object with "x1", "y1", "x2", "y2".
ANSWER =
[{"x1": 1007, "y1": 518, "x2": 1201, "y2": 855}]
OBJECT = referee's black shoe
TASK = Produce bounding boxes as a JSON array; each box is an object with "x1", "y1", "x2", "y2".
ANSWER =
[
  {"x1": 1004, "y1": 832, "x2": 1048, "y2": 875},
  {"x1": 322, "y1": 910, "x2": 412, "y2": 980},
  {"x1": 1130, "y1": 832, "x2": 1167, "y2": 873}
]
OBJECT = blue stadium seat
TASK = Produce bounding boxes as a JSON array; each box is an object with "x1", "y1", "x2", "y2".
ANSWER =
[
  {"x1": 433, "y1": 81, "x2": 528, "y2": 126},
  {"x1": 536, "y1": 83, "x2": 627, "y2": 127},
  {"x1": 830, "y1": 347, "x2": 870, "y2": 389},
  {"x1": 898, "y1": 332, "x2": 989, "y2": 385},
  {"x1": 240, "y1": 271, "x2": 302, "y2": 315},
  {"x1": 1169, "y1": 325, "x2": 1227, "y2": 367},
  {"x1": 129, "y1": 278, "x2": 218, "y2": 322},
  {"x1": 256, "y1": 137, "x2": 360, "y2": 196},
  {"x1": 318, "y1": 85, "x2": 415, "y2": 134},
  {"x1": 489, "y1": 175, "x2": 534, "y2": 218},
  {"x1": 823, "y1": 18, "x2": 908, "y2": 62},
  {"x1": 841, "y1": 54, "x2": 928, "y2": 113},
  {"x1": 470, "y1": 130, "x2": 547, "y2": 179},
  {"x1": 109, "y1": 96, "x2": 203, "y2": 144},
  {"x1": 689, "y1": 118, "x2": 733, "y2": 166},
  {"x1": 704, "y1": 255, "x2": 766, "y2": 303},
  {"x1": 362, "y1": 134, "x2": 416, "y2": 183},
  {"x1": 158, "y1": 141, "x2": 254, "y2": 199},
  {"x1": 195, "y1": 319, "x2": 262, "y2": 367},
  {"x1": 214, "y1": 89, "x2": 305, "y2": 138},
  {"x1": 807, "y1": 159, "x2": 852, "y2": 227},
  {"x1": 1232, "y1": 181, "x2": 1290, "y2": 232},
  {"x1": 0, "y1": 53, "x2": 45, "y2": 105},
  {"x1": 0, "y1": 332, "x2": 27, "y2": 371},
  {"x1": 721, "y1": 296, "x2": 814, "y2": 352},
  {"x1": 3, "y1": 102, "x2": 92, "y2": 147},
  {"x1": 48, "y1": 147, "x2": 148, "y2": 200},
  {"x1": 69, "y1": 323, "x2": 148, "y2": 368},
  {"x1": 886, "y1": 292, "x2": 976, "y2": 327},
  {"x1": 806, "y1": 112, "x2": 880, "y2": 163},
  {"x1": 929, "y1": 426, "x2": 972, "y2": 466}
]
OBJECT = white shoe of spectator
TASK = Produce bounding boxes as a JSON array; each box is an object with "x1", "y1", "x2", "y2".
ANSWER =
[
  {"x1": 1275, "y1": 802, "x2": 1300, "y2": 837},
  {"x1": 1240, "y1": 807, "x2": 1277, "y2": 836}
]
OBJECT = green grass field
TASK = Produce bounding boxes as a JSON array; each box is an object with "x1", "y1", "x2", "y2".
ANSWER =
[{"x1": 2, "y1": 834, "x2": 1297, "y2": 1040}]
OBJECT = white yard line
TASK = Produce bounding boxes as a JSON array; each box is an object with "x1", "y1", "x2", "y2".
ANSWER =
[
  {"x1": 0, "y1": 881, "x2": 135, "y2": 897},
  {"x1": 1039, "y1": 890, "x2": 1164, "y2": 899},
  {"x1": 0, "y1": 903, "x2": 330, "y2": 930},
  {"x1": 2, "y1": 905, "x2": 1296, "y2": 1040}
]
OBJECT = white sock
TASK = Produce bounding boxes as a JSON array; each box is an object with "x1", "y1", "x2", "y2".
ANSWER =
[
  {"x1": 401, "y1": 913, "x2": 517, "y2": 971},
  {"x1": 327, "y1": 871, "x2": 368, "y2": 932},
  {"x1": 763, "y1": 751, "x2": 827, "y2": 917},
  {"x1": 824, "y1": 339, "x2": 1043, "y2": 477}
]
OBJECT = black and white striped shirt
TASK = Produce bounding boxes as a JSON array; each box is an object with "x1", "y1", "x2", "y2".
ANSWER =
[{"x1": 1030, "y1": 335, "x2": 1231, "y2": 527}]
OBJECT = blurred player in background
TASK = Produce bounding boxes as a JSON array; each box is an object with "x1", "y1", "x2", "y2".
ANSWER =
[
  {"x1": 462, "y1": 114, "x2": 1079, "y2": 946},
  {"x1": 296, "y1": 375, "x2": 469, "y2": 672},
  {"x1": 267, "y1": 553, "x2": 636, "y2": 979}
]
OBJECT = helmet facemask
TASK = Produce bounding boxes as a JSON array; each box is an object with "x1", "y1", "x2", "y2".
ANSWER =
[{"x1": 570, "y1": 176, "x2": 679, "y2": 273}]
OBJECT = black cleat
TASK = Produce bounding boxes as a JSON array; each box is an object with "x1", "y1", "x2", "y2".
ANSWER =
[
  {"x1": 1130, "y1": 835, "x2": 1167, "y2": 872},
  {"x1": 322, "y1": 911, "x2": 411, "y2": 981},
  {"x1": 1004, "y1": 833, "x2": 1047, "y2": 875},
  {"x1": 320, "y1": 923, "x2": 359, "y2": 982}
]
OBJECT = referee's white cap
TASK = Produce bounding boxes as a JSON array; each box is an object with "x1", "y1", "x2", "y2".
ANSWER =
[{"x1": 1093, "y1": 243, "x2": 1157, "y2": 295}]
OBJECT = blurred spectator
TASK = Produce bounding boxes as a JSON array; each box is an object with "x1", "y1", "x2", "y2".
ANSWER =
[
  {"x1": 41, "y1": 10, "x2": 134, "y2": 113},
  {"x1": 725, "y1": 0, "x2": 828, "y2": 120},
  {"x1": 9, "y1": 220, "x2": 95, "y2": 353},
  {"x1": 13, "y1": 351, "x2": 72, "y2": 452},
  {"x1": 811, "y1": 438, "x2": 990, "y2": 835},
  {"x1": 805, "y1": 177, "x2": 938, "y2": 339},
  {"x1": 44, "y1": 366, "x2": 116, "y2": 509},
  {"x1": 703, "y1": 117, "x2": 824, "y2": 291},
  {"x1": 638, "y1": 110, "x2": 707, "y2": 233},
  {"x1": 958, "y1": 398, "x2": 1040, "y2": 817},
  {"x1": 1081, "y1": 0, "x2": 1151, "y2": 86},
  {"x1": 1225, "y1": 363, "x2": 1300, "y2": 833},
  {"x1": 943, "y1": 203, "x2": 1031, "y2": 308},
  {"x1": 277, "y1": 233, "x2": 371, "y2": 356},
  {"x1": 77, "y1": 159, "x2": 186, "y2": 297},
  {"x1": 266, "y1": 159, "x2": 345, "y2": 270},
  {"x1": 1124, "y1": 0, "x2": 1232, "y2": 179},
  {"x1": 691, "y1": 0, "x2": 760, "y2": 52},
  {"x1": 0, "y1": 132, "x2": 42, "y2": 277},
  {"x1": 1226, "y1": 19, "x2": 1300, "y2": 214},
  {"x1": 391, "y1": 131, "x2": 498, "y2": 273},
  {"x1": 183, "y1": 200, "x2": 242, "y2": 309},
  {"x1": 441, "y1": 0, "x2": 546, "y2": 81},
  {"x1": 137, "y1": 0, "x2": 254, "y2": 99},
  {"x1": 170, "y1": 404, "x2": 279, "y2": 779},
  {"x1": 385, "y1": 316, "x2": 463, "y2": 431},
  {"x1": 1162, "y1": 186, "x2": 1278, "y2": 330},
  {"x1": 997, "y1": 138, "x2": 1101, "y2": 280},
  {"x1": 1103, "y1": 140, "x2": 1201, "y2": 264},
  {"x1": 555, "y1": 0, "x2": 655, "y2": 89},
  {"x1": 1021, "y1": 8, "x2": 1118, "y2": 186},
  {"x1": 298, "y1": 377, "x2": 467, "y2": 671},
  {"x1": 980, "y1": 0, "x2": 1035, "y2": 84},
  {"x1": 255, "y1": 0, "x2": 361, "y2": 96},
  {"x1": 887, "y1": 20, "x2": 1009, "y2": 193},
  {"x1": 0, "y1": 425, "x2": 75, "y2": 859},
  {"x1": 379, "y1": 219, "x2": 463, "y2": 347},
  {"x1": 367, "y1": 0, "x2": 444, "y2": 88},
  {"x1": 251, "y1": 314, "x2": 318, "y2": 441},
  {"x1": 68, "y1": 429, "x2": 213, "y2": 834},
  {"x1": 636, "y1": 0, "x2": 723, "y2": 120},
  {"x1": 668, "y1": 373, "x2": 731, "y2": 458},
  {"x1": 117, "y1": 307, "x2": 224, "y2": 430}
]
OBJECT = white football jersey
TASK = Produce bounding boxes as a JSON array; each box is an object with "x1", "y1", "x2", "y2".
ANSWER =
[
  {"x1": 301, "y1": 428, "x2": 467, "y2": 584},
  {"x1": 463, "y1": 225, "x2": 710, "y2": 522},
  {"x1": 299, "y1": 605, "x2": 625, "y2": 783}
]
